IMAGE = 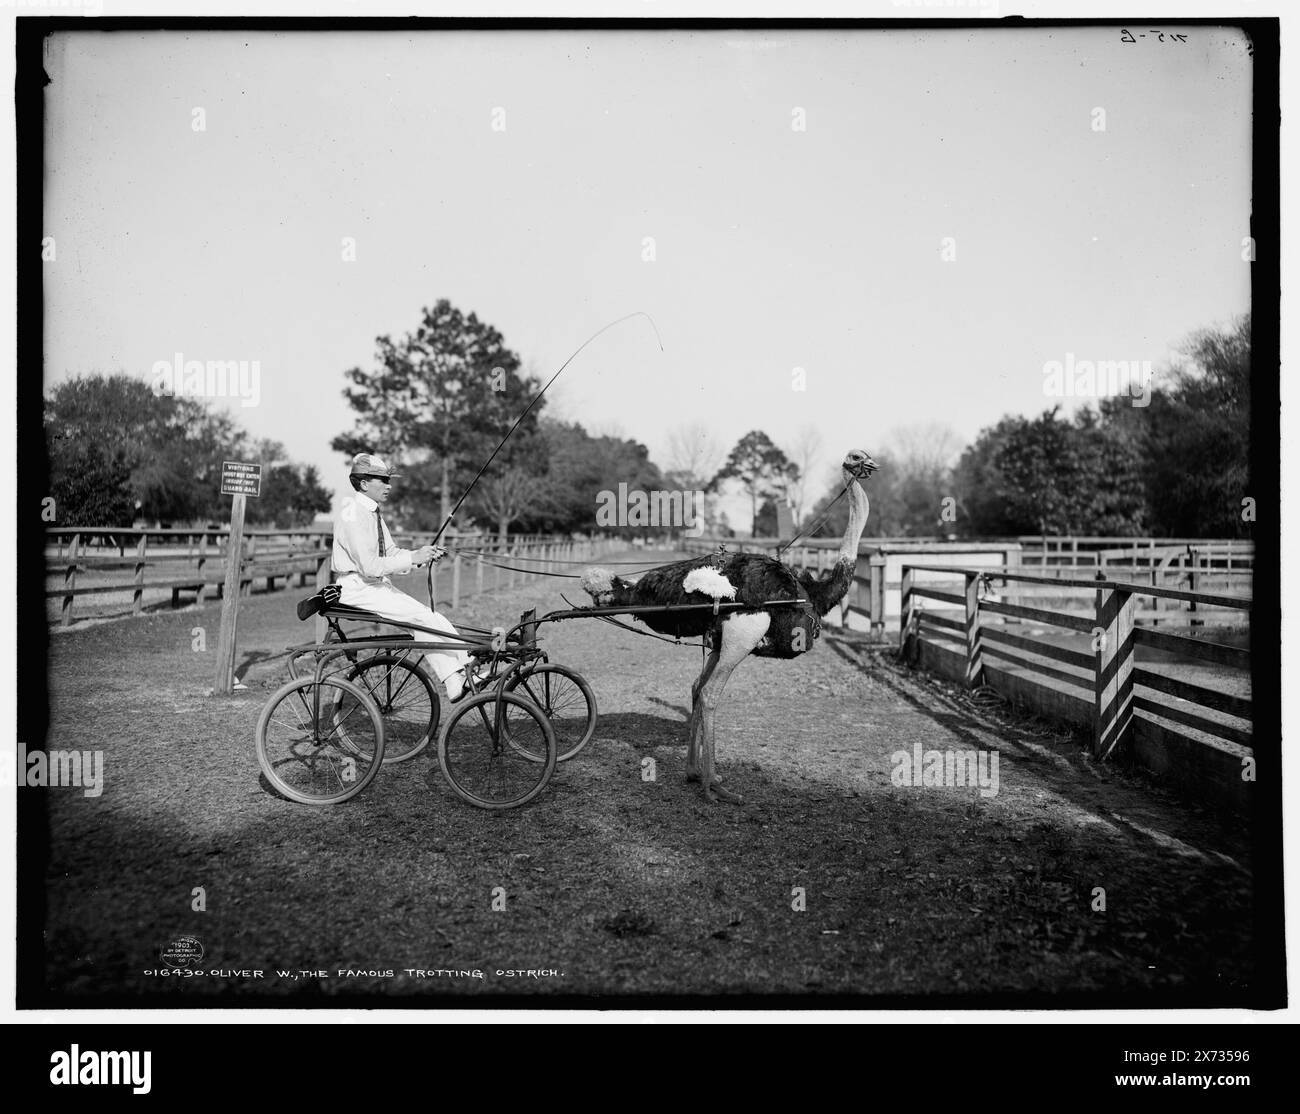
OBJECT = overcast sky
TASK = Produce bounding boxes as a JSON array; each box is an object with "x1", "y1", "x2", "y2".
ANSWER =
[{"x1": 42, "y1": 25, "x2": 1252, "y2": 523}]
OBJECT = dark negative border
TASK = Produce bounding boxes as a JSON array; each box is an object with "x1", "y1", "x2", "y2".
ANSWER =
[{"x1": 14, "y1": 13, "x2": 1283, "y2": 1012}]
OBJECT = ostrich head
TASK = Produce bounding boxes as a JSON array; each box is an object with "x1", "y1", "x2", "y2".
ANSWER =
[
  {"x1": 842, "y1": 448, "x2": 879, "y2": 484},
  {"x1": 580, "y1": 567, "x2": 633, "y2": 606}
]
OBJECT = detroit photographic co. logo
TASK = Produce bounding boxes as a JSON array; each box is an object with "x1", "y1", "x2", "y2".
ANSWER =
[{"x1": 160, "y1": 935, "x2": 205, "y2": 969}]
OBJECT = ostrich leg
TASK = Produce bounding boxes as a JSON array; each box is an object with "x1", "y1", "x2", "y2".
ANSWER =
[
  {"x1": 696, "y1": 613, "x2": 770, "y2": 804},
  {"x1": 686, "y1": 646, "x2": 720, "y2": 783}
]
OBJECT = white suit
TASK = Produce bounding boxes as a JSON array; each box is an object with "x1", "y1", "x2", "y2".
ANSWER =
[{"x1": 331, "y1": 492, "x2": 470, "y2": 685}]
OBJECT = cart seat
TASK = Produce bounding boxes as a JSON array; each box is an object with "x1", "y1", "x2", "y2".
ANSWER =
[
  {"x1": 296, "y1": 585, "x2": 390, "y2": 625},
  {"x1": 324, "y1": 603, "x2": 389, "y2": 623},
  {"x1": 296, "y1": 584, "x2": 342, "y2": 620}
]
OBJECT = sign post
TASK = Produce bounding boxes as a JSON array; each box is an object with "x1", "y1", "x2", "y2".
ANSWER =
[{"x1": 212, "y1": 462, "x2": 262, "y2": 695}]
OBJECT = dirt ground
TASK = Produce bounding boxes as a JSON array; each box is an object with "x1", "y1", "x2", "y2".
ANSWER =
[{"x1": 31, "y1": 550, "x2": 1261, "y2": 1006}]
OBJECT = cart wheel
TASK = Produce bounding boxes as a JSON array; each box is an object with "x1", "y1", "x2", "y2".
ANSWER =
[
  {"x1": 438, "y1": 691, "x2": 557, "y2": 810},
  {"x1": 256, "y1": 675, "x2": 385, "y2": 804},
  {"x1": 345, "y1": 654, "x2": 439, "y2": 763},
  {"x1": 503, "y1": 663, "x2": 598, "y2": 762}
]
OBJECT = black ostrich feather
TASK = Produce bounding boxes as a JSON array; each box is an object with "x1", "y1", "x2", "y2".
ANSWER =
[{"x1": 592, "y1": 551, "x2": 856, "y2": 656}]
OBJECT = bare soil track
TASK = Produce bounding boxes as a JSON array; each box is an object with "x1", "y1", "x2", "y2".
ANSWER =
[{"x1": 35, "y1": 551, "x2": 1256, "y2": 1004}]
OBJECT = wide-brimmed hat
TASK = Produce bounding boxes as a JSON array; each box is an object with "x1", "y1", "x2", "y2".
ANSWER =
[{"x1": 349, "y1": 453, "x2": 400, "y2": 479}]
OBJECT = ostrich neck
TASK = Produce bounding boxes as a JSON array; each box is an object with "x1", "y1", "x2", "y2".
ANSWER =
[{"x1": 839, "y1": 483, "x2": 870, "y2": 566}]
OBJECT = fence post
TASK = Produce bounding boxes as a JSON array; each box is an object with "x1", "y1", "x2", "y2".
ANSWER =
[
  {"x1": 213, "y1": 498, "x2": 248, "y2": 694},
  {"x1": 1093, "y1": 584, "x2": 1135, "y2": 760},
  {"x1": 899, "y1": 565, "x2": 914, "y2": 655},
  {"x1": 1188, "y1": 545, "x2": 1201, "y2": 628},
  {"x1": 963, "y1": 571, "x2": 984, "y2": 688},
  {"x1": 133, "y1": 534, "x2": 148, "y2": 614},
  {"x1": 62, "y1": 532, "x2": 81, "y2": 627},
  {"x1": 196, "y1": 532, "x2": 210, "y2": 605},
  {"x1": 451, "y1": 553, "x2": 461, "y2": 609},
  {"x1": 476, "y1": 553, "x2": 484, "y2": 596},
  {"x1": 242, "y1": 532, "x2": 257, "y2": 597},
  {"x1": 869, "y1": 553, "x2": 886, "y2": 641}
]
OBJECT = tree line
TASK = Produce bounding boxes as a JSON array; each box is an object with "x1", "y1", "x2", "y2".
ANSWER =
[
  {"x1": 803, "y1": 314, "x2": 1253, "y2": 541},
  {"x1": 43, "y1": 375, "x2": 333, "y2": 528},
  {"x1": 44, "y1": 302, "x2": 1251, "y2": 541}
]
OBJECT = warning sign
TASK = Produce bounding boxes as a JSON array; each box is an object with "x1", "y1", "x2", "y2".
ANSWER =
[{"x1": 220, "y1": 461, "x2": 262, "y2": 497}]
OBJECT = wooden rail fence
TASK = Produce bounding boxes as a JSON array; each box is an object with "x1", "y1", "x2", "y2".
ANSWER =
[
  {"x1": 45, "y1": 528, "x2": 616, "y2": 626},
  {"x1": 682, "y1": 535, "x2": 1252, "y2": 641},
  {"x1": 899, "y1": 563, "x2": 1253, "y2": 806}
]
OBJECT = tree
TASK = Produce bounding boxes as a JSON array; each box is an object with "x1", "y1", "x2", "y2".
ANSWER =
[
  {"x1": 476, "y1": 457, "x2": 547, "y2": 542},
  {"x1": 44, "y1": 373, "x2": 248, "y2": 525},
  {"x1": 241, "y1": 439, "x2": 333, "y2": 528},
  {"x1": 664, "y1": 422, "x2": 725, "y2": 537},
  {"x1": 664, "y1": 422, "x2": 724, "y2": 490},
  {"x1": 753, "y1": 496, "x2": 780, "y2": 538},
  {"x1": 783, "y1": 425, "x2": 824, "y2": 525},
  {"x1": 46, "y1": 437, "x2": 136, "y2": 526},
  {"x1": 868, "y1": 424, "x2": 963, "y2": 536},
  {"x1": 795, "y1": 424, "x2": 965, "y2": 540},
  {"x1": 331, "y1": 299, "x2": 545, "y2": 529},
  {"x1": 949, "y1": 418, "x2": 1023, "y2": 537},
  {"x1": 953, "y1": 407, "x2": 1146, "y2": 537},
  {"x1": 711, "y1": 430, "x2": 798, "y2": 537},
  {"x1": 532, "y1": 419, "x2": 665, "y2": 537},
  {"x1": 1134, "y1": 314, "x2": 1251, "y2": 536}
]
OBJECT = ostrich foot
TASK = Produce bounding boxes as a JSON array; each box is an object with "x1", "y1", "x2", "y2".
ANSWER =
[
  {"x1": 704, "y1": 779, "x2": 744, "y2": 805},
  {"x1": 685, "y1": 725, "x2": 701, "y2": 781}
]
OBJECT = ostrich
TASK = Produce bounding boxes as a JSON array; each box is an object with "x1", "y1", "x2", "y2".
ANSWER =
[{"x1": 580, "y1": 448, "x2": 878, "y2": 803}]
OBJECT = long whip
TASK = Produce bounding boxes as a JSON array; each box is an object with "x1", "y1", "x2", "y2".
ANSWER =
[{"x1": 425, "y1": 311, "x2": 664, "y2": 608}]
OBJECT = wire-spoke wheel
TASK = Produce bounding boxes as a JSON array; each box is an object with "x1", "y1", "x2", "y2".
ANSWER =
[
  {"x1": 345, "y1": 654, "x2": 439, "y2": 763},
  {"x1": 438, "y1": 691, "x2": 556, "y2": 810},
  {"x1": 256, "y1": 676, "x2": 385, "y2": 804},
  {"x1": 503, "y1": 663, "x2": 597, "y2": 762}
]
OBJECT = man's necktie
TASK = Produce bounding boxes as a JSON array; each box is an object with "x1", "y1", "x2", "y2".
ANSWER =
[{"x1": 375, "y1": 509, "x2": 386, "y2": 557}]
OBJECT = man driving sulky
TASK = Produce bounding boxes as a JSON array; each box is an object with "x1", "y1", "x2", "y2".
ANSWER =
[{"x1": 332, "y1": 453, "x2": 476, "y2": 702}]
